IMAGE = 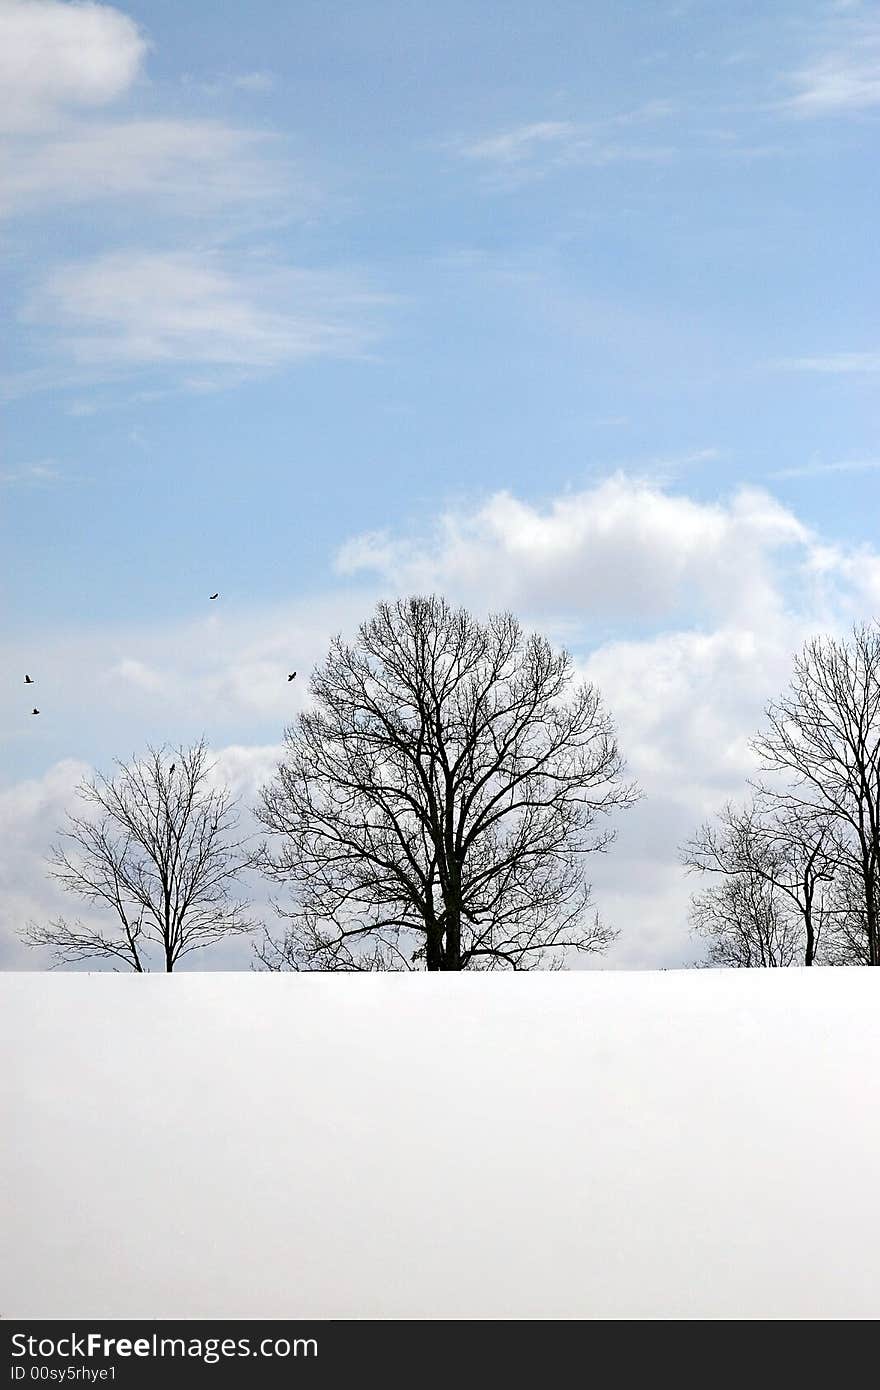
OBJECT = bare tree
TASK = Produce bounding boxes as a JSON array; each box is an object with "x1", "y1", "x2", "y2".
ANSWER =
[
  {"x1": 682, "y1": 796, "x2": 838, "y2": 966},
  {"x1": 751, "y1": 624, "x2": 880, "y2": 966},
  {"x1": 24, "y1": 740, "x2": 253, "y2": 971},
  {"x1": 255, "y1": 596, "x2": 637, "y2": 971},
  {"x1": 689, "y1": 866, "x2": 803, "y2": 968},
  {"x1": 823, "y1": 864, "x2": 878, "y2": 966}
]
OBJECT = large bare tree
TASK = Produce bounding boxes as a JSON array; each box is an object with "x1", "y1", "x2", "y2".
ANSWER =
[
  {"x1": 751, "y1": 624, "x2": 880, "y2": 966},
  {"x1": 256, "y1": 596, "x2": 637, "y2": 970},
  {"x1": 24, "y1": 740, "x2": 253, "y2": 971}
]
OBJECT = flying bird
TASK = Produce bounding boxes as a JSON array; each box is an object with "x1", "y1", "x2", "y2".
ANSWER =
[
  {"x1": 287, "y1": 672, "x2": 296, "y2": 681},
  {"x1": 209, "y1": 592, "x2": 219, "y2": 600},
  {"x1": 32, "y1": 708, "x2": 39, "y2": 715},
  {"x1": 24, "y1": 674, "x2": 34, "y2": 684}
]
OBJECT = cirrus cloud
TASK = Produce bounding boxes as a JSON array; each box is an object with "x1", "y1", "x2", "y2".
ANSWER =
[
  {"x1": 0, "y1": 119, "x2": 291, "y2": 220},
  {"x1": 784, "y1": 20, "x2": 880, "y2": 116},
  {"x1": 19, "y1": 250, "x2": 386, "y2": 382}
]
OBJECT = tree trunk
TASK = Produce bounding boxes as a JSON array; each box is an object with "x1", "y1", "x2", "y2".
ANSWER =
[
  {"x1": 442, "y1": 909, "x2": 462, "y2": 970},
  {"x1": 803, "y1": 883, "x2": 814, "y2": 967},
  {"x1": 863, "y1": 865, "x2": 879, "y2": 966},
  {"x1": 425, "y1": 929, "x2": 443, "y2": 971}
]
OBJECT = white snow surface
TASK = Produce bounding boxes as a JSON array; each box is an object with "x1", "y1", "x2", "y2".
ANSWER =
[{"x1": 2, "y1": 969, "x2": 879, "y2": 1320}]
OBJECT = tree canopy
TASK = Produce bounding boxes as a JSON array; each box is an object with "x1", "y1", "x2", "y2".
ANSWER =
[{"x1": 257, "y1": 596, "x2": 637, "y2": 970}]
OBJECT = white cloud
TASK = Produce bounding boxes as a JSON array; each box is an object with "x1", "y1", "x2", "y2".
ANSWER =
[
  {"x1": 577, "y1": 619, "x2": 806, "y2": 967},
  {"x1": 231, "y1": 71, "x2": 275, "y2": 93},
  {"x1": 461, "y1": 121, "x2": 579, "y2": 165},
  {"x1": 0, "y1": 3, "x2": 294, "y2": 223},
  {"x1": 0, "y1": 461, "x2": 61, "y2": 486},
  {"x1": 0, "y1": 0, "x2": 147, "y2": 131},
  {"x1": 112, "y1": 658, "x2": 166, "y2": 694},
  {"x1": 582, "y1": 617, "x2": 805, "y2": 930},
  {"x1": 1, "y1": 119, "x2": 289, "y2": 218},
  {"x1": 185, "y1": 69, "x2": 277, "y2": 97},
  {"x1": 1, "y1": 4, "x2": 369, "y2": 399},
  {"x1": 22, "y1": 250, "x2": 383, "y2": 375},
  {"x1": 783, "y1": 13, "x2": 880, "y2": 116},
  {"x1": 336, "y1": 476, "x2": 810, "y2": 627},
  {"x1": 0, "y1": 588, "x2": 373, "y2": 762},
  {"x1": 0, "y1": 758, "x2": 89, "y2": 968},
  {"x1": 769, "y1": 457, "x2": 880, "y2": 480},
  {"x1": 454, "y1": 106, "x2": 675, "y2": 185},
  {"x1": 821, "y1": 543, "x2": 880, "y2": 614},
  {"x1": 774, "y1": 352, "x2": 880, "y2": 373},
  {"x1": 209, "y1": 744, "x2": 283, "y2": 806}
]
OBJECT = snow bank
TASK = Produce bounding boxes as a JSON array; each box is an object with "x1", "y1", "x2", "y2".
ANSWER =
[{"x1": 2, "y1": 970, "x2": 878, "y2": 1319}]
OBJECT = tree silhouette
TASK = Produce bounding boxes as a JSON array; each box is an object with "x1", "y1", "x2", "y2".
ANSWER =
[
  {"x1": 24, "y1": 740, "x2": 253, "y2": 971},
  {"x1": 682, "y1": 796, "x2": 838, "y2": 966},
  {"x1": 752, "y1": 624, "x2": 880, "y2": 966},
  {"x1": 256, "y1": 595, "x2": 637, "y2": 970}
]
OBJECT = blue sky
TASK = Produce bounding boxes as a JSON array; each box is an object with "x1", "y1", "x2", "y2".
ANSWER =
[{"x1": 2, "y1": 0, "x2": 880, "y2": 968}]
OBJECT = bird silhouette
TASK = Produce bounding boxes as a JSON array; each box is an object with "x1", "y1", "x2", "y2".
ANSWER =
[
  {"x1": 169, "y1": 763, "x2": 176, "y2": 775},
  {"x1": 209, "y1": 592, "x2": 219, "y2": 600},
  {"x1": 24, "y1": 674, "x2": 34, "y2": 684},
  {"x1": 32, "y1": 708, "x2": 39, "y2": 715},
  {"x1": 288, "y1": 671, "x2": 297, "y2": 681}
]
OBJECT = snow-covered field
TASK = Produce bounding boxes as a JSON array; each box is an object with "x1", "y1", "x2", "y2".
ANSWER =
[{"x1": 2, "y1": 970, "x2": 878, "y2": 1320}]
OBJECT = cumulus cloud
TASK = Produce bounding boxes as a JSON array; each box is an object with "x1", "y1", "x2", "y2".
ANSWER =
[
  {"x1": 336, "y1": 476, "x2": 812, "y2": 627},
  {"x1": 0, "y1": 0, "x2": 147, "y2": 132}
]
